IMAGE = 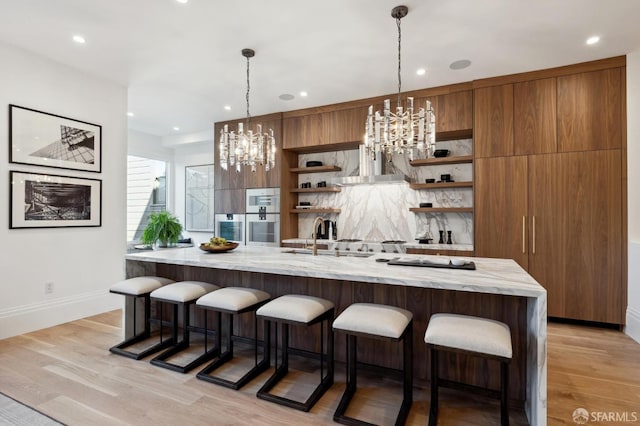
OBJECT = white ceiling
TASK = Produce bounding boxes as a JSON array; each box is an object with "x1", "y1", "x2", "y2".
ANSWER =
[{"x1": 0, "y1": 0, "x2": 639, "y2": 138}]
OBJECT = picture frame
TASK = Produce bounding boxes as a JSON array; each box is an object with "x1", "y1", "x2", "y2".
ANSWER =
[
  {"x1": 185, "y1": 164, "x2": 214, "y2": 232},
  {"x1": 10, "y1": 171, "x2": 102, "y2": 229},
  {"x1": 9, "y1": 104, "x2": 102, "y2": 173}
]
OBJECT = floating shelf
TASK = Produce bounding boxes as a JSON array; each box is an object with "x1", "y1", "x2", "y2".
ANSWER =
[
  {"x1": 290, "y1": 165, "x2": 342, "y2": 174},
  {"x1": 290, "y1": 187, "x2": 342, "y2": 193},
  {"x1": 409, "y1": 181, "x2": 473, "y2": 190},
  {"x1": 409, "y1": 207, "x2": 473, "y2": 213},
  {"x1": 290, "y1": 208, "x2": 341, "y2": 214},
  {"x1": 409, "y1": 155, "x2": 473, "y2": 167}
]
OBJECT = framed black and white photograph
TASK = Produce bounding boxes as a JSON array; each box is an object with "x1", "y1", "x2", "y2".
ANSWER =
[
  {"x1": 185, "y1": 164, "x2": 214, "y2": 231},
  {"x1": 9, "y1": 104, "x2": 102, "y2": 173},
  {"x1": 10, "y1": 171, "x2": 102, "y2": 229}
]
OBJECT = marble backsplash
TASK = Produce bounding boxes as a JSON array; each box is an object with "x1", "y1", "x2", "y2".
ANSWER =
[{"x1": 297, "y1": 139, "x2": 474, "y2": 245}]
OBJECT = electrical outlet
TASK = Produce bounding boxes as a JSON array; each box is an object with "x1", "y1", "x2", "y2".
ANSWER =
[{"x1": 45, "y1": 282, "x2": 54, "y2": 294}]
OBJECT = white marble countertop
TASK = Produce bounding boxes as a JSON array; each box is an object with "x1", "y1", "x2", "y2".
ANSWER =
[{"x1": 126, "y1": 245, "x2": 545, "y2": 299}]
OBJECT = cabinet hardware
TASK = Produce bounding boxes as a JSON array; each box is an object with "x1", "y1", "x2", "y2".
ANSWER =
[
  {"x1": 522, "y1": 216, "x2": 526, "y2": 254},
  {"x1": 532, "y1": 216, "x2": 536, "y2": 254}
]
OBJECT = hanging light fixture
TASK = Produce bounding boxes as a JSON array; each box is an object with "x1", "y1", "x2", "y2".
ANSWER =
[
  {"x1": 364, "y1": 5, "x2": 436, "y2": 162},
  {"x1": 219, "y1": 48, "x2": 276, "y2": 173}
]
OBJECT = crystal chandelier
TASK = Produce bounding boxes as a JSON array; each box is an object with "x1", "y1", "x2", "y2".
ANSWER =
[
  {"x1": 365, "y1": 5, "x2": 436, "y2": 161},
  {"x1": 219, "y1": 48, "x2": 276, "y2": 173}
]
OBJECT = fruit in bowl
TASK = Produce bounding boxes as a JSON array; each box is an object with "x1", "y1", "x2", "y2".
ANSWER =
[{"x1": 199, "y1": 237, "x2": 239, "y2": 252}]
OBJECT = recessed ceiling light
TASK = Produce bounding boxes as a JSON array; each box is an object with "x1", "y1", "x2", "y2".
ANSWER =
[
  {"x1": 127, "y1": 112, "x2": 134, "y2": 117},
  {"x1": 586, "y1": 35, "x2": 600, "y2": 45},
  {"x1": 72, "y1": 35, "x2": 86, "y2": 44},
  {"x1": 176, "y1": 0, "x2": 188, "y2": 3},
  {"x1": 279, "y1": 94, "x2": 295, "y2": 101},
  {"x1": 416, "y1": 68, "x2": 426, "y2": 76},
  {"x1": 449, "y1": 59, "x2": 471, "y2": 70},
  {"x1": 299, "y1": 91, "x2": 308, "y2": 97},
  {"x1": 224, "y1": 105, "x2": 231, "y2": 111},
  {"x1": 173, "y1": 126, "x2": 180, "y2": 131}
]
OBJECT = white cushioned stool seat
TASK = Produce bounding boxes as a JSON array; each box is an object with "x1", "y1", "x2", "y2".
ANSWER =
[
  {"x1": 151, "y1": 281, "x2": 219, "y2": 303},
  {"x1": 257, "y1": 295, "x2": 334, "y2": 323},
  {"x1": 425, "y1": 313, "x2": 512, "y2": 359},
  {"x1": 110, "y1": 276, "x2": 174, "y2": 296},
  {"x1": 197, "y1": 287, "x2": 270, "y2": 312},
  {"x1": 333, "y1": 303, "x2": 413, "y2": 339}
]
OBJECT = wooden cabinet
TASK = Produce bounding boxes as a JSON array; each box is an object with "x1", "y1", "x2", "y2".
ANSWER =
[
  {"x1": 528, "y1": 150, "x2": 623, "y2": 323},
  {"x1": 557, "y1": 68, "x2": 622, "y2": 152},
  {"x1": 282, "y1": 106, "x2": 367, "y2": 151},
  {"x1": 415, "y1": 90, "x2": 473, "y2": 133},
  {"x1": 474, "y1": 156, "x2": 529, "y2": 270},
  {"x1": 214, "y1": 189, "x2": 245, "y2": 214},
  {"x1": 475, "y1": 151, "x2": 624, "y2": 324},
  {"x1": 514, "y1": 78, "x2": 557, "y2": 155},
  {"x1": 474, "y1": 84, "x2": 514, "y2": 158}
]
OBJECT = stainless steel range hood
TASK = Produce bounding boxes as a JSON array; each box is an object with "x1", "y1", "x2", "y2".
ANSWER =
[{"x1": 331, "y1": 146, "x2": 409, "y2": 186}]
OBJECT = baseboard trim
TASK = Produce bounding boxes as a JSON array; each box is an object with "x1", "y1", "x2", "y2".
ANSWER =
[
  {"x1": 625, "y1": 306, "x2": 640, "y2": 344},
  {"x1": 0, "y1": 289, "x2": 121, "y2": 340}
]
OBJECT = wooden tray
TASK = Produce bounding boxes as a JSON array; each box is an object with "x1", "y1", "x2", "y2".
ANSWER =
[{"x1": 387, "y1": 258, "x2": 476, "y2": 270}]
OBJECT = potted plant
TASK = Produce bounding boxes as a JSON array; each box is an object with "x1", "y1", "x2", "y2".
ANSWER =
[{"x1": 141, "y1": 211, "x2": 183, "y2": 248}]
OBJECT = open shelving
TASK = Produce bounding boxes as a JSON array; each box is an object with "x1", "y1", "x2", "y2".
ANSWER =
[
  {"x1": 409, "y1": 181, "x2": 473, "y2": 190},
  {"x1": 409, "y1": 207, "x2": 473, "y2": 213},
  {"x1": 290, "y1": 187, "x2": 341, "y2": 193},
  {"x1": 290, "y1": 165, "x2": 342, "y2": 174},
  {"x1": 290, "y1": 208, "x2": 341, "y2": 214}
]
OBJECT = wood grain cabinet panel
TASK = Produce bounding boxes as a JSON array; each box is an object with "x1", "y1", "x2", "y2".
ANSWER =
[
  {"x1": 282, "y1": 114, "x2": 322, "y2": 150},
  {"x1": 514, "y1": 78, "x2": 557, "y2": 155},
  {"x1": 557, "y1": 68, "x2": 622, "y2": 152},
  {"x1": 474, "y1": 84, "x2": 514, "y2": 158},
  {"x1": 474, "y1": 156, "x2": 529, "y2": 270},
  {"x1": 413, "y1": 91, "x2": 473, "y2": 133},
  {"x1": 214, "y1": 189, "x2": 245, "y2": 214},
  {"x1": 528, "y1": 150, "x2": 623, "y2": 323},
  {"x1": 322, "y1": 106, "x2": 368, "y2": 145}
]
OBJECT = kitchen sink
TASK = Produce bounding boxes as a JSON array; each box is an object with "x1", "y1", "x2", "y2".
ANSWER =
[{"x1": 283, "y1": 248, "x2": 374, "y2": 258}]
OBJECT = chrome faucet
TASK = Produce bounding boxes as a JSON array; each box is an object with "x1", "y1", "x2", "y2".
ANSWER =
[{"x1": 312, "y1": 217, "x2": 325, "y2": 256}]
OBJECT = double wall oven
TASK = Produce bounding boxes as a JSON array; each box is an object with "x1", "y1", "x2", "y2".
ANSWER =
[
  {"x1": 245, "y1": 188, "x2": 280, "y2": 247},
  {"x1": 214, "y1": 213, "x2": 245, "y2": 243}
]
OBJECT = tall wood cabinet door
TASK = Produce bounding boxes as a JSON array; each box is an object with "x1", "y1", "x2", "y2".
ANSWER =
[
  {"x1": 474, "y1": 84, "x2": 514, "y2": 158},
  {"x1": 557, "y1": 68, "x2": 622, "y2": 152},
  {"x1": 474, "y1": 156, "x2": 529, "y2": 269},
  {"x1": 514, "y1": 78, "x2": 557, "y2": 155},
  {"x1": 528, "y1": 150, "x2": 623, "y2": 323}
]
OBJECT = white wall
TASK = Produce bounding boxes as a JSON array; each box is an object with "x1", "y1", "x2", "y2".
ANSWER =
[
  {"x1": 0, "y1": 42, "x2": 126, "y2": 339},
  {"x1": 626, "y1": 51, "x2": 640, "y2": 342}
]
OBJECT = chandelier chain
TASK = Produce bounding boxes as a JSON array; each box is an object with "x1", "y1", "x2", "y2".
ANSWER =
[
  {"x1": 246, "y1": 55, "x2": 251, "y2": 127},
  {"x1": 396, "y1": 14, "x2": 402, "y2": 108}
]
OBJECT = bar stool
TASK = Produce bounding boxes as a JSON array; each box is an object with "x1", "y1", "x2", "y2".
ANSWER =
[
  {"x1": 149, "y1": 281, "x2": 219, "y2": 373},
  {"x1": 109, "y1": 276, "x2": 174, "y2": 360},
  {"x1": 195, "y1": 287, "x2": 271, "y2": 389},
  {"x1": 332, "y1": 303, "x2": 413, "y2": 426},
  {"x1": 256, "y1": 294, "x2": 334, "y2": 412},
  {"x1": 424, "y1": 313, "x2": 512, "y2": 426}
]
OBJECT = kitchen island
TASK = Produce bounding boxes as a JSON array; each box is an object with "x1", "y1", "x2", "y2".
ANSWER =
[{"x1": 125, "y1": 246, "x2": 546, "y2": 425}]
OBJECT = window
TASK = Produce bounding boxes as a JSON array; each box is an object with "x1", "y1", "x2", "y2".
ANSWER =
[{"x1": 127, "y1": 155, "x2": 167, "y2": 242}]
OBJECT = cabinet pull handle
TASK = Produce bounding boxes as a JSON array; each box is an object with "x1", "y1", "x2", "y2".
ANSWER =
[
  {"x1": 532, "y1": 216, "x2": 536, "y2": 255},
  {"x1": 522, "y1": 216, "x2": 526, "y2": 254}
]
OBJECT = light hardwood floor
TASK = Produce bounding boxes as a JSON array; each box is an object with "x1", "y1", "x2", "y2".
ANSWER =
[{"x1": 0, "y1": 311, "x2": 639, "y2": 425}]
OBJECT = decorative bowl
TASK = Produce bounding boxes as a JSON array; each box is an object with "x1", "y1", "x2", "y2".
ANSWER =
[{"x1": 199, "y1": 242, "x2": 239, "y2": 253}]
